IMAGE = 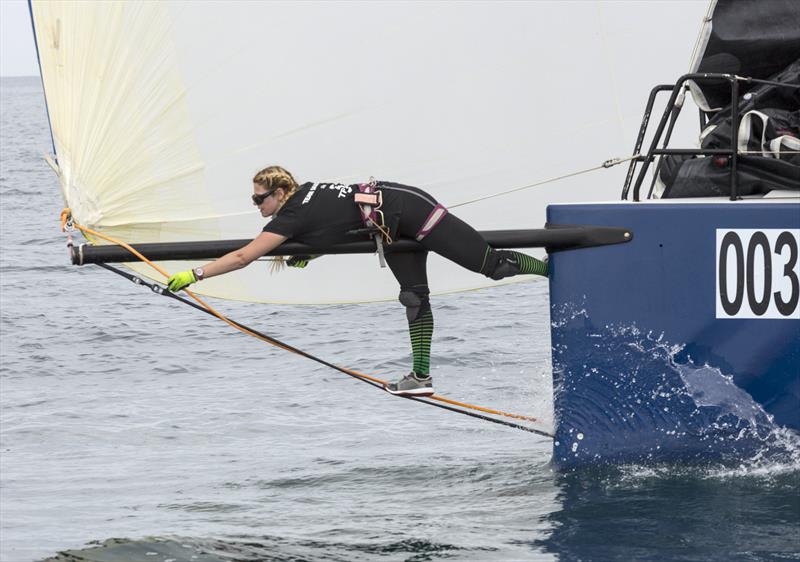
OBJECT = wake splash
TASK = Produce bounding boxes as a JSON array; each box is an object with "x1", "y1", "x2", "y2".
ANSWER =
[{"x1": 551, "y1": 304, "x2": 800, "y2": 470}]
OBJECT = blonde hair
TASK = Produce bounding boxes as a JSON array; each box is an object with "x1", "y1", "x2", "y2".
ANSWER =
[
  {"x1": 253, "y1": 165, "x2": 299, "y2": 273},
  {"x1": 253, "y1": 165, "x2": 299, "y2": 210}
]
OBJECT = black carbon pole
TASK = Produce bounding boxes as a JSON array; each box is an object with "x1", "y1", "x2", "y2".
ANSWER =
[{"x1": 71, "y1": 226, "x2": 633, "y2": 265}]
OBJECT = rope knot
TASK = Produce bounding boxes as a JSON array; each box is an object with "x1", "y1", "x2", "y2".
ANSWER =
[{"x1": 60, "y1": 208, "x2": 73, "y2": 232}]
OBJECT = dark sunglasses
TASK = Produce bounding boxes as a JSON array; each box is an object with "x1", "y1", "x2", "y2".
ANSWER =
[{"x1": 252, "y1": 189, "x2": 277, "y2": 206}]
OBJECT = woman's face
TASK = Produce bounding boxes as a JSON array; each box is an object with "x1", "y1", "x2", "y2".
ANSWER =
[{"x1": 253, "y1": 183, "x2": 284, "y2": 217}]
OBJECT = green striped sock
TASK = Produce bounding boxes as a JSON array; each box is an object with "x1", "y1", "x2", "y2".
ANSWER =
[
  {"x1": 509, "y1": 251, "x2": 548, "y2": 277},
  {"x1": 409, "y1": 309, "x2": 434, "y2": 376}
]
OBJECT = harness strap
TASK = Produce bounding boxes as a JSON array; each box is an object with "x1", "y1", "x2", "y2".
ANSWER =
[
  {"x1": 355, "y1": 179, "x2": 392, "y2": 268},
  {"x1": 415, "y1": 203, "x2": 448, "y2": 241}
]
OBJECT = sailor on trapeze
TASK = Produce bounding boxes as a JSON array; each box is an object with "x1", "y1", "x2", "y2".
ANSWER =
[{"x1": 167, "y1": 166, "x2": 548, "y2": 397}]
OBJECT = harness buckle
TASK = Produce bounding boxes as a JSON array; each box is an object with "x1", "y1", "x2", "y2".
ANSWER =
[{"x1": 354, "y1": 193, "x2": 380, "y2": 206}]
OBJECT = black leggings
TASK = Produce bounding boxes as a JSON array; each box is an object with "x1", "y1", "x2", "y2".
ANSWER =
[
  {"x1": 381, "y1": 185, "x2": 490, "y2": 293},
  {"x1": 378, "y1": 184, "x2": 544, "y2": 376},
  {"x1": 384, "y1": 213, "x2": 490, "y2": 290}
]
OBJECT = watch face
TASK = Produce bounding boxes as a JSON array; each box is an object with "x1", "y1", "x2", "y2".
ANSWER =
[{"x1": 195, "y1": 268, "x2": 204, "y2": 279}]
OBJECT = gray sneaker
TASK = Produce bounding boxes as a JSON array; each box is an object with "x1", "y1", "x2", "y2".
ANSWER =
[{"x1": 384, "y1": 372, "x2": 434, "y2": 397}]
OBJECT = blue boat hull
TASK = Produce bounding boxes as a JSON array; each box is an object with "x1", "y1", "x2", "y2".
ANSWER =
[{"x1": 548, "y1": 202, "x2": 800, "y2": 469}]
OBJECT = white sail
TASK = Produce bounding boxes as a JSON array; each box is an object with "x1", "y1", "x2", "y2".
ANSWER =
[{"x1": 32, "y1": 1, "x2": 708, "y2": 303}]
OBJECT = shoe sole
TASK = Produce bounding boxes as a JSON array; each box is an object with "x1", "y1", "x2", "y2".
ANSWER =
[{"x1": 383, "y1": 386, "x2": 435, "y2": 397}]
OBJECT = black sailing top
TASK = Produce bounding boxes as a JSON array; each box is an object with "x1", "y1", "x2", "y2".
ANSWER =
[{"x1": 262, "y1": 181, "x2": 405, "y2": 247}]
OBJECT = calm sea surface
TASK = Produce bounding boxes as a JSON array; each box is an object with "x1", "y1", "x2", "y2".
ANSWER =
[{"x1": 1, "y1": 77, "x2": 798, "y2": 562}]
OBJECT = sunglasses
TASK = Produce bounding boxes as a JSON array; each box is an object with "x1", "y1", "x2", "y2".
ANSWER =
[{"x1": 252, "y1": 189, "x2": 277, "y2": 206}]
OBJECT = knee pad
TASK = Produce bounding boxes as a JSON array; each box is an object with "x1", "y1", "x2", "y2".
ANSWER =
[
  {"x1": 482, "y1": 249, "x2": 520, "y2": 281},
  {"x1": 399, "y1": 286, "x2": 430, "y2": 322}
]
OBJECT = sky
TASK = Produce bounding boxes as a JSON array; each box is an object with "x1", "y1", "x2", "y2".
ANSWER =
[{"x1": 1, "y1": 0, "x2": 39, "y2": 77}]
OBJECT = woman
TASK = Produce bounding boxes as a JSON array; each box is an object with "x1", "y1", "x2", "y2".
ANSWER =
[{"x1": 167, "y1": 166, "x2": 548, "y2": 397}]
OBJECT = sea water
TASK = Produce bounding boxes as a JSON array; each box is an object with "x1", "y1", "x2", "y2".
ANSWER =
[{"x1": 1, "y1": 77, "x2": 798, "y2": 562}]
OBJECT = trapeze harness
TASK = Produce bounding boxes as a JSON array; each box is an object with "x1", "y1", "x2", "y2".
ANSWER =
[
  {"x1": 349, "y1": 178, "x2": 528, "y2": 283},
  {"x1": 350, "y1": 178, "x2": 448, "y2": 267}
]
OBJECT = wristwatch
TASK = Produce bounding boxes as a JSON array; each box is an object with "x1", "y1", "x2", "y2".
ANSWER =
[{"x1": 193, "y1": 267, "x2": 205, "y2": 281}]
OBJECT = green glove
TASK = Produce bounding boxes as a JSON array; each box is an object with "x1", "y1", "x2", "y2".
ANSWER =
[
  {"x1": 167, "y1": 269, "x2": 197, "y2": 292},
  {"x1": 287, "y1": 255, "x2": 319, "y2": 268}
]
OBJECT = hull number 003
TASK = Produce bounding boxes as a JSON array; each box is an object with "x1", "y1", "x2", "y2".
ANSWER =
[{"x1": 716, "y1": 229, "x2": 799, "y2": 319}]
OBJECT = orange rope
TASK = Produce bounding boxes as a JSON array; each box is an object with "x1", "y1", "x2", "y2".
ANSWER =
[{"x1": 62, "y1": 209, "x2": 543, "y2": 425}]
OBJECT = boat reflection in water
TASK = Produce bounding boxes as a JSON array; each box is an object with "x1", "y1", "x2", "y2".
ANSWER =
[{"x1": 536, "y1": 460, "x2": 800, "y2": 560}]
